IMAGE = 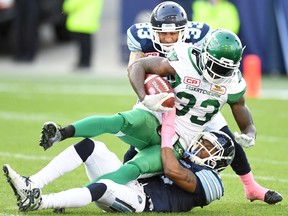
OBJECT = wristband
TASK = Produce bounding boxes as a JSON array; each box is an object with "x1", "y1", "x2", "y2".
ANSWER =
[
  {"x1": 161, "y1": 107, "x2": 176, "y2": 149},
  {"x1": 161, "y1": 133, "x2": 173, "y2": 149}
]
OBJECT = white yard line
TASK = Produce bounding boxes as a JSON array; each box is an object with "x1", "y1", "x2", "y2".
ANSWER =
[
  {"x1": 0, "y1": 83, "x2": 134, "y2": 96},
  {"x1": 0, "y1": 152, "x2": 52, "y2": 161},
  {"x1": 0, "y1": 81, "x2": 288, "y2": 99},
  {"x1": 261, "y1": 89, "x2": 288, "y2": 100},
  {"x1": 220, "y1": 172, "x2": 288, "y2": 183}
]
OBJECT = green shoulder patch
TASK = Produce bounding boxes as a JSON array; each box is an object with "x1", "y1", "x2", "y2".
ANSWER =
[{"x1": 167, "y1": 49, "x2": 179, "y2": 61}]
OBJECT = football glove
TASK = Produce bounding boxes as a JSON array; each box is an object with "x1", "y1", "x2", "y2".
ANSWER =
[
  {"x1": 142, "y1": 93, "x2": 174, "y2": 112},
  {"x1": 233, "y1": 132, "x2": 255, "y2": 148}
]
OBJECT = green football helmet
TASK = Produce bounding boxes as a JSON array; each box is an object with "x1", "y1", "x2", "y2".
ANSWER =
[{"x1": 200, "y1": 29, "x2": 244, "y2": 85}]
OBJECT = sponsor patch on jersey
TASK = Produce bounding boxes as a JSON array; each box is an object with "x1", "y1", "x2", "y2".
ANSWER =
[
  {"x1": 145, "y1": 52, "x2": 160, "y2": 57},
  {"x1": 210, "y1": 85, "x2": 226, "y2": 94},
  {"x1": 183, "y1": 76, "x2": 200, "y2": 87}
]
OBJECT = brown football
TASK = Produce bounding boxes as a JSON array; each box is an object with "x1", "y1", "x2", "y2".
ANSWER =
[{"x1": 144, "y1": 74, "x2": 175, "y2": 108}]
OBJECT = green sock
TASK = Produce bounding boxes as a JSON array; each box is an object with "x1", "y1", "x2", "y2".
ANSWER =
[{"x1": 72, "y1": 114, "x2": 124, "y2": 137}]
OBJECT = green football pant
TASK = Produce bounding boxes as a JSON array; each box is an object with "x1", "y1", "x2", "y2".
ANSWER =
[
  {"x1": 72, "y1": 108, "x2": 161, "y2": 150},
  {"x1": 72, "y1": 108, "x2": 181, "y2": 185},
  {"x1": 92, "y1": 144, "x2": 181, "y2": 185}
]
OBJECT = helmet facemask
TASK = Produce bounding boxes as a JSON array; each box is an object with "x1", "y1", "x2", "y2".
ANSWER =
[
  {"x1": 201, "y1": 51, "x2": 238, "y2": 85},
  {"x1": 199, "y1": 29, "x2": 244, "y2": 85},
  {"x1": 151, "y1": 24, "x2": 188, "y2": 55},
  {"x1": 149, "y1": 1, "x2": 188, "y2": 55},
  {"x1": 184, "y1": 131, "x2": 235, "y2": 172}
]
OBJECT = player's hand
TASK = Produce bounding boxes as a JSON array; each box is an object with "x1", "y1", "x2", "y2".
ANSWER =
[
  {"x1": 233, "y1": 132, "x2": 255, "y2": 148},
  {"x1": 142, "y1": 93, "x2": 174, "y2": 112}
]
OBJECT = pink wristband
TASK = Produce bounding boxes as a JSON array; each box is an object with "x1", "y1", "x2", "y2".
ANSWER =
[
  {"x1": 161, "y1": 133, "x2": 173, "y2": 149},
  {"x1": 161, "y1": 107, "x2": 176, "y2": 149}
]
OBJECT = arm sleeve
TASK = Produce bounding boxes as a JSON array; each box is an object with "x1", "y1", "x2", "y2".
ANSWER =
[
  {"x1": 195, "y1": 169, "x2": 224, "y2": 204},
  {"x1": 161, "y1": 107, "x2": 176, "y2": 148}
]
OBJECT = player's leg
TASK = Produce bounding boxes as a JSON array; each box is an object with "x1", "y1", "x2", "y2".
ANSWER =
[
  {"x1": 82, "y1": 139, "x2": 122, "y2": 181},
  {"x1": 18, "y1": 187, "x2": 92, "y2": 211},
  {"x1": 93, "y1": 145, "x2": 162, "y2": 184},
  {"x1": 123, "y1": 145, "x2": 138, "y2": 163},
  {"x1": 19, "y1": 179, "x2": 147, "y2": 212},
  {"x1": 3, "y1": 142, "x2": 84, "y2": 206},
  {"x1": 4, "y1": 139, "x2": 122, "y2": 205},
  {"x1": 92, "y1": 179, "x2": 147, "y2": 212},
  {"x1": 206, "y1": 113, "x2": 282, "y2": 204},
  {"x1": 93, "y1": 145, "x2": 181, "y2": 185},
  {"x1": 221, "y1": 126, "x2": 283, "y2": 204},
  {"x1": 31, "y1": 138, "x2": 121, "y2": 187},
  {"x1": 40, "y1": 114, "x2": 125, "y2": 150},
  {"x1": 40, "y1": 109, "x2": 161, "y2": 151},
  {"x1": 117, "y1": 109, "x2": 161, "y2": 150}
]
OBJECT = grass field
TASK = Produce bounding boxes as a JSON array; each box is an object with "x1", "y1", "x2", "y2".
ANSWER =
[{"x1": 0, "y1": 73, "x2": 287, "y2": 216}]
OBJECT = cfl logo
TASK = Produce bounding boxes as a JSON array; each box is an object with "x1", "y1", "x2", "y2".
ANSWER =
[
  {"x1": 145, "y1": 52, "x2": 159, "y2": 57},
  {"x1": 183, "y1": 76, "x2": 200, "y2": 87}
]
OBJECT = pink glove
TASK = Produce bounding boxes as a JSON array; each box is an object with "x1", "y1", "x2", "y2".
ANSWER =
[{"x1": 161, "y1": 106, "x2": 176, "y2": 149}]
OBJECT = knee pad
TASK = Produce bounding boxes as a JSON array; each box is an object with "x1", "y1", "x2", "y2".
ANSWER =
[
  {"x1": 74, "y1": 138, "x2": 95, "y2": 162},
  {"x1": 87, "y1": 182, "x2": 107, "y2": 201}
]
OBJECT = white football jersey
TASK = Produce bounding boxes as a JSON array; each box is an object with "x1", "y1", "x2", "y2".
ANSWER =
[{"x1": 167, "y1": 42, "x2": 246, "y2": 149}]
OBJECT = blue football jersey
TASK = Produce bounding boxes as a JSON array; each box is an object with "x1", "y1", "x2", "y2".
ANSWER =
[
  {"x1": 139, "y1": 158, "x2": 223, "y2": 212},
  {"x1": 127, "y1": 21, "x2": 212, "y2": 57}
]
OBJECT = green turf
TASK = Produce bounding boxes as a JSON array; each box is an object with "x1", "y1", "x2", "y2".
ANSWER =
[{"x1": 0, "y1": 74, "x2": 287, "y2": 215}]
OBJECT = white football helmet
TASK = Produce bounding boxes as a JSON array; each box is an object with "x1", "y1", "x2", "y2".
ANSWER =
[{"x1": 185, "y1": 131, "x2": 235, "y2": 172}]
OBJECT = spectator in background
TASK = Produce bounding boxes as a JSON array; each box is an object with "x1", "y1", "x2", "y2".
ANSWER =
[
  {"x1": 62, "y1": 0, "x2": 103, "y2": 69},
  {"x1": 14, "y1": 0, "x2": 40, "y2": 62},
  {"x1": 192, "y1": 0, "x2": 240, "y2": 34}
]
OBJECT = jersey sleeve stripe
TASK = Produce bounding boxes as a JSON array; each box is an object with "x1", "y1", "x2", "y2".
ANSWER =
[
  {"x1": 195, "y1": 169, "x2": 223, "y2": 204},
  {"x1": 127, "y1": 29, "x2": 141, "y2": 51}
]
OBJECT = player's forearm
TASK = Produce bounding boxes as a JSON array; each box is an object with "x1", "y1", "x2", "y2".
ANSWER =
[
  {"x1": 235, "y1": 106, "x2": 256, "y2": 138},
  {"x1": 128, "y1": 51, "x2": 146, "y2": 66},
  {"x1": 161, "y1": 147, "x2": 181, "y2": 177},
  {"x1": 231, "y1": 99, "x2": 256, "y2": 138},
  {"x1": 161, "y1": 148, "x2": 197, "y2": 193},
  {"x1": 127, "y1": 60, "x2": 147, "y2": 100}
]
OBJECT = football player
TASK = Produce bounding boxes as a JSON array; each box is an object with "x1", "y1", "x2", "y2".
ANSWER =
[
  {"x1": 126, "y1": 1, "x2": 211, "y2": 65},
  {"x1": 125, "y1": 1, "x2": 282, "y2": 205},
  {"x1": 4, "y1": 130, "x2": 235, "y2": 212},
  {"x1": 124, "y1": 1, "x2": 212, "y2": 161},
  {"x1": 36, "y1": 2, "x2": 281, "y2": 205}
]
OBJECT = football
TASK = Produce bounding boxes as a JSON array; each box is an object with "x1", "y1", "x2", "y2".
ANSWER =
[{"x1": 144, "y1": 74, "x2": 175, "y2": 108}]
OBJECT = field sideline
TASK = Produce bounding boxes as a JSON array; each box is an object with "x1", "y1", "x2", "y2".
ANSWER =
[{"x1": 0, "y1": 73, "x2": 287, "y2": 216}]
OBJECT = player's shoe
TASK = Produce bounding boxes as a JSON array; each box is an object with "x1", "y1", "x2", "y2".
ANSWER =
[
  {"x1": 247, "y1": 188, "x2": 283, "y2": 205},
  {"x1": 18, "y1": 188, "x2": 42, "y2": 211},
  {"x1": 264, "y1": 190, "x2": 283, "y2": 204},
  {"x1": 3, "y1": 164, "x2": 39, "y2": 206},
  {"x1": 39, "y1": 121, "x2": 62, "y2": 150}
]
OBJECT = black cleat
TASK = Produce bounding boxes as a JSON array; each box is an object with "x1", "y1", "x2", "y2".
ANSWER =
[
  {"x1": 39, "y1": 122, "x2": 62, "y2": 150},
  {"x1": 264, "y1": 190, "x2": 283, "y2": 204}
]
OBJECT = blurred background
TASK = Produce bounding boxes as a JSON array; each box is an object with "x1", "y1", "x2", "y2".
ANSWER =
[{"x1": 0, "y1": 0, "x2": 287, "y2": 77}]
